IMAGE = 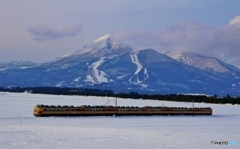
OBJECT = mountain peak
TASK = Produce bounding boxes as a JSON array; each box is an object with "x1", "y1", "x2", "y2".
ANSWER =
[
  {"x1": 94, "y1": 34, "x2": 111, "y2": 43},
  {"x1": 53, "y1": 34, "x2": 133, "y2": 63},
  {"x1": 85, "y1": 34, "x2": 132, "y2": 56},
  {"x1": 165, "y1": 49, "x2": 188, "y2": 59},
  {"x1": 92, "y1": 34, "x2": 114, "y2": 53}
]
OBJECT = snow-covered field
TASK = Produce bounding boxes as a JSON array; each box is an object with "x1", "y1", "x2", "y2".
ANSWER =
[{"x1": 0, "y1": 92, "x2": 239, "y2": 149}]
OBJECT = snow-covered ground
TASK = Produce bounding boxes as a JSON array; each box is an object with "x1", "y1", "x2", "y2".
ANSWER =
[{"x1": 0, "y1": 92, "x2": 239, "y2": 149}]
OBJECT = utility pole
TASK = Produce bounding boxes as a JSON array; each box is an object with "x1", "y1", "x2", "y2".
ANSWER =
[
  {"x1": 192, "y1": 100, "x2": 196, "y2": 116},
  {"x1": 115, "y1": 97, "x2": 118, "y2": 116}
]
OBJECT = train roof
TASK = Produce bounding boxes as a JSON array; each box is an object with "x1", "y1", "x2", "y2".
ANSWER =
[{"x1": 35, "y1": 104, "x2": 212, "y2": 109}]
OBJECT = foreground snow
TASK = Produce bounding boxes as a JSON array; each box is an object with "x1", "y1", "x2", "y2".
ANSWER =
[{"x1": 0, "y1": 92, "x2": 239, "y2": 149}]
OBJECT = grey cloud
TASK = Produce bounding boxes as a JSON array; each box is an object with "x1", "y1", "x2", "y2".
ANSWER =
[
  {"x1": 113, "y1": 18, "x2": 240, "y2": 68},
  {"x1": 26, "y1": 24, "x2": 82, "y2": 41},
  {"x1": 113, "y1": 20, "x2": 209, "y2": 50},
  {"x1": 207, "y1": 24, "x2": 240, "y2": 66}
]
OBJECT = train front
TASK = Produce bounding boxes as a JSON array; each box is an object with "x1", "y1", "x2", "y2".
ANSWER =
[{"x1": 33, "y1": 105, "x2": 44, "y2": 117}]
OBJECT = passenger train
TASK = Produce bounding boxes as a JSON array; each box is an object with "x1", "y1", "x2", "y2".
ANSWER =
[{"x1": 33, "y1": 104, "x2": 212, "y2": 117}]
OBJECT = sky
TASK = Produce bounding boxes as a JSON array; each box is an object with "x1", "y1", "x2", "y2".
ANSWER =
[{"x1": 1, "y1": 0, "x2": 240, "y2": 68}]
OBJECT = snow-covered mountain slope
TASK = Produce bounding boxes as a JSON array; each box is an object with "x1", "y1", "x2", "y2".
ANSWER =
[
  {"x1": 85, "y1": 57, "x2": 113, "y2": 84},
  {"x1": 166, "y1": 51, "x2": 240, "y2": 75},
  {"x1": 0, "y1": 35, "x2": 240, "y2": 95},
  {"x1": 0, "y1": 60, "x2": 37, "y2": 72},
  {"x1": 0, "y1": 60, "x2": 36, "y2": 68},
  {"x1": 166, "y1": 51, "x2": 240, "y2": 92},
  {"x1": 51, "y1": 34, "x2": 132, "y2": 65},
  {"x1": 129, "y1": 51, "x2": 147, "y2": 85}
]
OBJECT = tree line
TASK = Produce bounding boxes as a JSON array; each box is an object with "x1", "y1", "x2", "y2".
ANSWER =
[{"x1": 0, "y1": 87, "x2": 239, "y2": 105}]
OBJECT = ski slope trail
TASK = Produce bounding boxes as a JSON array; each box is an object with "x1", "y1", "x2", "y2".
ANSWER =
[
  {"x1": 85, "y1": 57, "x2": 113, "y2": 84},
  {"x1": 129, "y1": 52, "x2": 149, "y2": 85}
]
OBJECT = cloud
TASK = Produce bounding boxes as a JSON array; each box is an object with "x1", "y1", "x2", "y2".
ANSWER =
[
  {"x1": 113, "y1": 20, "x2": 210, "y2": 51},
  {"x1": 113, "y1": 16, "x2": 240, "y2": 68},
  {"x1": 229, "y1": 16, "x2": 240, "y2": 25},
  {"x1": 26, "y1": 24, "x2": 82, "y2": 41}
]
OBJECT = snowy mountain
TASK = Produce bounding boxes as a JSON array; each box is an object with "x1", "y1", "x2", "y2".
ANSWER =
[
  {"x1": 0, "y1": 60, "x2": 36, "y2": 72},
  {"x1": 166, "y1": 51, "x2": 240, "y2": 79},
  {"x1": 0, "y1": 60, "x2": 36, "y2": 68},
  {"x1": 0, "y1": 35, "x2": 240, "y2": 95}
]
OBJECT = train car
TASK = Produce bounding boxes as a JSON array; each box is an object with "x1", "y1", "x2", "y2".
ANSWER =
[{"x1": 33, "y1": 104, "x2": 212, "y2": 117}]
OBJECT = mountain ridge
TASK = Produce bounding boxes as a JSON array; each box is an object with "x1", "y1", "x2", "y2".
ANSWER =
[
  {"x1": 166, "y1": 50, "x2": 240, "y2": 80},
  {"x1": 0, "y1": 35, "x2": 240, "y2": 95}
]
